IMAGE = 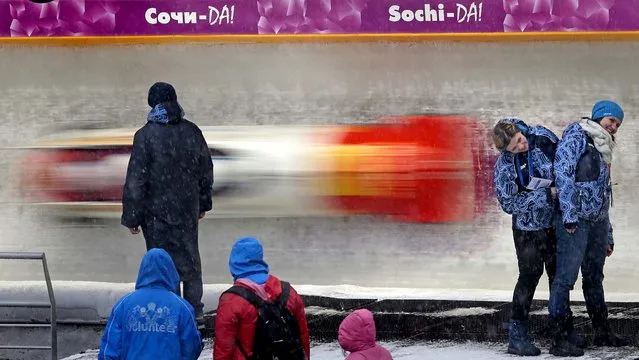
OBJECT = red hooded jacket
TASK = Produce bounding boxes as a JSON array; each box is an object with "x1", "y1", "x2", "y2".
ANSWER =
[{"x1": 213, "y1": 275, "x2": 310, "y2": 360}]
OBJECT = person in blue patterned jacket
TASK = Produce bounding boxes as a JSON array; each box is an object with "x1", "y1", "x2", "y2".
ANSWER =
[
  {"x1": 548, "y1": 100, "x2": 628, "y2": 357},
  {"x1": 492, "y1": 118, "x2": 561, "y2": 356}
]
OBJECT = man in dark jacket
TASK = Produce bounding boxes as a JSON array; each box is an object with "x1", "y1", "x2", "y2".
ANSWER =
[
  {"x1": 121, "y1": 82, "x2": 213, "y2": 320},
  {"x1": 98, "y1": 248, "x2": 203, "y2": 360}
]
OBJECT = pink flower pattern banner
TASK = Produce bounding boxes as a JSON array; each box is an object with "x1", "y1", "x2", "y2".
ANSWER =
[{"x1": 0, "y1": 0, "x2": 637, "y2": 37}]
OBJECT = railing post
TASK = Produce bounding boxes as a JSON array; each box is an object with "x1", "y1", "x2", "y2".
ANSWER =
[
  {"x1": 41, "y1": 253, "x2": 57, "y2": 360},
  {"x1": 0, "y1": 252, "x2": 57, "y2": 359}
]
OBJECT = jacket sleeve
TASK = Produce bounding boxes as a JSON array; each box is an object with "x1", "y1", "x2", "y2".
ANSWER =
[
  {"x1": 214, "y1": 293, "x2": 243, "y2": 360},
  {"x1": 98, "y1": 298, "x2": 125, "y2": 360},
  {"x1": 534, "y1": 132, "x2": 559, "y2": 185},
  {"x1": 179, "y1": 299, "x2": 203, "y2": 360},
  {"x1": 493, "y1": 156, "x2": 551, "y2": 216},
  {"x1": 197, "y1": 129, "x2": 213, "y2": 214},
  {"x1": 121, "y1": 130, "x2": 150, "y2": 228},
  {"x1": 554, "y1": 129, "x2": 587, "y2": 225},
  {"x1": 289, "y1": 288, "x2": 310, "y2": 360}
]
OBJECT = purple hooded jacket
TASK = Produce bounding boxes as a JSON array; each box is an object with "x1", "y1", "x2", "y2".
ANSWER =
[{"x1": 338, "y1": 309, "x2": 393, "y2": 360}]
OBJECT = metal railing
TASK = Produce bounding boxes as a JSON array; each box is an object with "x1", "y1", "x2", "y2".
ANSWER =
[{"x1": 0, "y1": 252, "x2": 57, "y2": 359}]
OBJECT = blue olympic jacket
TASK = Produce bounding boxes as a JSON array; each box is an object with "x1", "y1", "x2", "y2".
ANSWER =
[
  {"x1": 493, "y1": 118, "x2": 558, "y2": 231},
  {"x1": 98, "y1": 249, "x2": 203, "y2": 360}
]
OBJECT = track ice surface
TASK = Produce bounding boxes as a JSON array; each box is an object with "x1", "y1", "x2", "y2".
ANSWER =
[
  {"x1": 0, "y1": 42, "x2": 638, "y2": 295},
  {"x1": 62, "y1": 341, "x2": 639, "y2": 360}
]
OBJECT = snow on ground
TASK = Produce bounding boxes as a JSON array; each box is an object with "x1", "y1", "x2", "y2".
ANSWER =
[{"x1": 62, "y1": 341, "x2": 639, "y2": 360}]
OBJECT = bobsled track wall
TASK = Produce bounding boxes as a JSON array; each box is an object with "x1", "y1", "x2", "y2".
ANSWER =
[{"x1": 1, "y1": 40, "x2": 639, "y2": 358}]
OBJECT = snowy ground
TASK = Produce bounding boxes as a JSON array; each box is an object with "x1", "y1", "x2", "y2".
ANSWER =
[{"x1": 62, "y1": 340, "x2": 639, "y2": 360}]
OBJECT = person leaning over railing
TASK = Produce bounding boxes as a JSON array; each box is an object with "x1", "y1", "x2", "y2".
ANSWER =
[{"x1": 492, "y1": 117, "x2": 574, "y2": 356}]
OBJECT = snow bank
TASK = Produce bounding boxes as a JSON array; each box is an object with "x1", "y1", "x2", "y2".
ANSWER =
[
  {"x1": 2, "y1": 280, "x2": 639, "y2": 323},
  {"x1": 294, "y1": 284, "x2": 639, "y2": 303},
  {"x1": 0, "y1": 281, "x2": 228, "y2": 322},
  {"x1": 62, "y1": 341, "x2": 639, "y2": 360}
]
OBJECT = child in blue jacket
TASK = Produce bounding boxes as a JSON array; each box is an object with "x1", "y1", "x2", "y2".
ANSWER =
[{"x1": 98, "y1": 248, "x2": 203, "y2": 360}]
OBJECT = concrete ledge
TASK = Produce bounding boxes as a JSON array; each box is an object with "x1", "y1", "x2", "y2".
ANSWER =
[
  {"x1": 2, "y1": 280, "x2": 639, "y2": 323},
  {"x1": 288, "y1": 297, "x2": 639, "y2": 345},
  {"x1": 1, "y1": 280, "x2": 639, "y2": 359},
  {"x1": 0, "y1": 281, "x2": 229, "y2": 323},
  {"x1": 0, "y1": 324, "x2": 103, "y2": 360}
]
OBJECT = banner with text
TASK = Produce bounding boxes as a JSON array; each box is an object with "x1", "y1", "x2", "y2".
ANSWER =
[{"x1": 1, "y1": 0, "x2": 638, "y2": 37}]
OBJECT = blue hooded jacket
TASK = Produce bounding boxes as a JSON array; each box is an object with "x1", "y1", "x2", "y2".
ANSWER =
[
  {"x1": 229, "y1": 237, "x2": 270, "y2": 285},
  {"x1": 554, "y1": 121, "x2": 614, "y2": 244},
  {"x1": 98, "y1": 249, "x2": 203, "y2": 360},
  {"x1": 493, "y1": 118, "x2": 558, "y2": 231}
]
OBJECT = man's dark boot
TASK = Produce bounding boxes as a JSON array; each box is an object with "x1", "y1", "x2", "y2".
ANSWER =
[
  {"x1": 591, "y1": 311, "x2": 629, "y2": 347},
  {"x1": 549, "y1": 317, "x2": 585, "y2": 357},
  {"x1": 566, "y1": 311, "x2": 586, "y2": 348}
]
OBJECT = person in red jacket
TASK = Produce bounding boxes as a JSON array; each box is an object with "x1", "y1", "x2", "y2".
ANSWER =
[{"x1": 213, "y1": 237, "x2": 311, "y2": 360}]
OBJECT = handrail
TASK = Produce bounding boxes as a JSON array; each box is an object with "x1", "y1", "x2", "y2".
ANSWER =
[{"x1": 0, "y1": 252, "x2": 57, "y2": 359}]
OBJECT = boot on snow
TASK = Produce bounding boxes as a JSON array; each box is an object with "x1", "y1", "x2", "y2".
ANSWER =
[
  {"x1": 591, "y1": 311, "x2": 629, "y2": 347},
  {"x1": 507, "y1": 320, "x2": 541, "y2": 356},
  {"x1": 549, "y1": 317, "x2": 585, "y2": 357},
  {"x1": 566, "y1": 311, "x2": 586, "y2": 348}
]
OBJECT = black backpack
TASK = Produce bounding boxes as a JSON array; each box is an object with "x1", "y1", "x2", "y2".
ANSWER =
[{"x1": 222, "y1": 281, "x2": 306, "y2": 360}]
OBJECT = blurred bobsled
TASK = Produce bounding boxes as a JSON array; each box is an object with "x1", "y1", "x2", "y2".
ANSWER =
[{"x1": 16, "y1": 114, "x2": 495, "y2": 223}]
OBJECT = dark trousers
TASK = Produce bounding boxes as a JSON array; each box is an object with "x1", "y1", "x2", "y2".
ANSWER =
[
  {"x1": 141, "y1": 216, "x2": 204, "y2": 317},
  {"x1": 511, "y1": 227, "x2": 557, "y2": 321},
  {"x1": 548, "y1": 217, "x2": 608, "y2": 320}
]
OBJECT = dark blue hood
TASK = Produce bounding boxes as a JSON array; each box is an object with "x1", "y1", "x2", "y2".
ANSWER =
[
  {"x1": 135, "y1": 248, "x2": 180, "y2": 293},
  {"x1": 229, "y1": 237, "x2": 269, "y2": 285}
]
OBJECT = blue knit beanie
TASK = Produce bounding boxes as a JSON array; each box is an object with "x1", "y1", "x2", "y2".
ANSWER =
[{"x1": 591, "y1": 100, "x2": 624, "y2": 122}]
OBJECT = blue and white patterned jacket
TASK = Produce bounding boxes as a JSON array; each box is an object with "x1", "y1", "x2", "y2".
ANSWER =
[
  {"x1": 554, "y1": 122, "x2": 614, "y2": 245},
  {"x1": 493, "y1": 118, "x2": 558, "y2": 231}
]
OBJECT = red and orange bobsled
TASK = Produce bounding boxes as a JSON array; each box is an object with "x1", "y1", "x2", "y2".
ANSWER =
[{"x1": 16, "y1": 114, "x2": 496, "y2": 223}]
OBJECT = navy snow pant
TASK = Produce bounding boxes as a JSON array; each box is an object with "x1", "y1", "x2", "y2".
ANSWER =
[{"x1": 548, "y1": 217, "x2": 609, "y2": 320}]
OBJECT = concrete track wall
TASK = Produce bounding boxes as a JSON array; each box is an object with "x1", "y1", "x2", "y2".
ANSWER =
[{"x1": 0, "y1": 41, "x2": 638, "y2": 296}]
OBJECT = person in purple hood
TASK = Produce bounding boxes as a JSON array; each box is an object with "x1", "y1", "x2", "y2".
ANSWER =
[{"x1": 338, "y1": 309, "x2": 393, "y2": 360}]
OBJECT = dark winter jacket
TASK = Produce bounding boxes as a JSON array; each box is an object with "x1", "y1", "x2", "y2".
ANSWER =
[
  {"x1": 554, "y1": 121, "x2": 614, "y2": 244},
  {"x1": 98, "y1": 248, "x2": 203, "y2": 360},
  {"x1": 121, "y1": 101, "x2": 213, "y2": 227},
  {"x1": 493, "y1": 118, "x2": 558, "y2": 231}
]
